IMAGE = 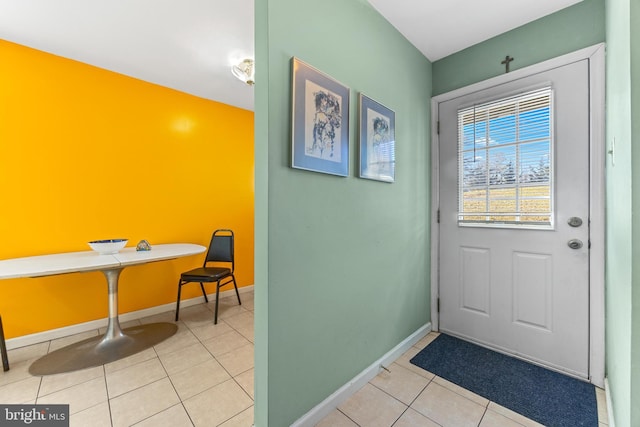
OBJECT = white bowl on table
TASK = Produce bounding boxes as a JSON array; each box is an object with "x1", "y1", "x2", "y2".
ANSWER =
[{"x1": 88, "y1": 239, "x2": 128, "y2": 255}]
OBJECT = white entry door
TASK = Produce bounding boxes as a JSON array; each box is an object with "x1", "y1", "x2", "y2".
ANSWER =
[{"x1": 438, "y1": 59, "x2": 590, "y2": 379}]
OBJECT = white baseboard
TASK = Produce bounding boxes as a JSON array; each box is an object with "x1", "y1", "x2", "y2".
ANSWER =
[
  {"x1": 604, "y1": 377, "x2": 616, "y2": 427},
  {"x1": 5, "y1": 285, "x2": 254, "y2": 351},
  {"x1": 291, "y1": 322, "x2": 432, "y2": 427}
]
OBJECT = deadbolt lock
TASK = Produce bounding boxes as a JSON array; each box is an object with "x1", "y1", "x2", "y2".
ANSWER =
[{"x1": 567, "y1": 217, "x2": 583, "y2": 227}]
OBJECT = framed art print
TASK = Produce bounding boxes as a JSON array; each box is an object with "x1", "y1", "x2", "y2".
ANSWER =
[
  {"x1": 291, "y1": 57, "x2": 350, "y2": 177},
  {"x1": 359, "y1": 94, "x2": 395, "y2": 182}
]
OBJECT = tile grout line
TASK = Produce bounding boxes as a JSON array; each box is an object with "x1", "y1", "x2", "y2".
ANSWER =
[
  {"x1": 336, "y1": 407, "x2": 361, "y2": 427},
  {"x1": 389, "y1": 406, "x2": 410, "y2": 427},
  {"x1": 101, "y1": 364, "x2": 116, "y2": 427},
  {"x1": 402, "y1": 375, "x2": 439, "y2": 426},
  {"x1": 366, "y1": 365, "x2": 438, "y2": 426},
  {"x1": 431, "y1": 375, "x2": 491, "y2": 407},
  {"x1": 476, "y1": 406, "x2": 489, "y2": 427}
]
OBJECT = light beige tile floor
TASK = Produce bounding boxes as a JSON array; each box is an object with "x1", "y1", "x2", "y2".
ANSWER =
[
  {"x1": 316, "y1": 331, "x2": 610, "y2": 427},
  {"x1": 2, "y1": 292, "x2": 609, "y2": 427},
  {"x1": 0, "y1": 291, "x2": 254, "y2": 427}
]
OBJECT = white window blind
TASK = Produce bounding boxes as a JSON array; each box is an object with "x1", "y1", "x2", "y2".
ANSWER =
[{"x1": 458, "y1": 88, "x2": 553, "y2": 227}]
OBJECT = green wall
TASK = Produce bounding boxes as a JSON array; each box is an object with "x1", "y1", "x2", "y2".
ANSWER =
[
  {"x1": 254, "y1": 0, "x2": 640, "y2": 425},
  {"x1": 606, "y1": 1, "x2": 640, "y2": 425},
  {"x1": 432, "y1": 0, "x2": 605, "y2": 95},
  {"x1": 629, "y1": 1, "x2": 640, "y2": 425},
  {"x1": 605, "y1": 1, "x2": 633, "y2": 425},
  {"x1": 254, "y1": 0, "x2": 269, "y2": 422},
  {"x1": 255, "y1": 0, "x2": 431, "y2": 425}
]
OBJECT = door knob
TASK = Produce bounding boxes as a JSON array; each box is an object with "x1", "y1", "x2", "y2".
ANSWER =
[
  {"x1": 567, "y1": 217, "x2": 583, "y2": 227},
  {"x1": 568, "y1": 239, "x2": 583, "y2": 250}
]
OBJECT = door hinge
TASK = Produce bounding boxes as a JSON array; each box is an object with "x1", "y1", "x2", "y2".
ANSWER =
[
  {"x1": 437, "y1": 121, "x2": 440, "y2": 135},
  {"x1": 437, "y1": 209, "x2": 440, "y2": 223},
  {"x1": 437, "y1": 298, "x2": 440, "y2": 313}
]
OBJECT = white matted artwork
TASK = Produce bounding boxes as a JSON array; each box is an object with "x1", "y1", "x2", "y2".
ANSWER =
[{"x1": 303, "y1": 80, "x2": 343, "y2": 163}]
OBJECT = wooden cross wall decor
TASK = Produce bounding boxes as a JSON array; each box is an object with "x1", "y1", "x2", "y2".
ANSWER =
[{"x1": 501, "y1": 55, "x2": 514, "y2": 73}]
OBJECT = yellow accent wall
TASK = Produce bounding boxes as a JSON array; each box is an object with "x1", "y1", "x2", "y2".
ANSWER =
[{"x1": 0, "y1": 40, "x2": 254, "y2": 339}]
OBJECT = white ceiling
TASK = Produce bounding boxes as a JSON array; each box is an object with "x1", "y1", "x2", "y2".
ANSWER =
[
  {"x1": 368, "y1": 0, "x2": 582, "y2": 62},
  {"x1": 0, "y1": 0, "x2": 255, "y2": 111},
  {"x1": 0, "y1": 1, "x2": 582, "y2": 111}
]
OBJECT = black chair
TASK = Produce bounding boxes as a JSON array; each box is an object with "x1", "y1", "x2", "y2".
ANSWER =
[
  {"x1": 175, "y1": 229, "x2": 241, "y2": 324},
  {"x1": 1, "y1": 315, "x2": 9, "y2": 371}
]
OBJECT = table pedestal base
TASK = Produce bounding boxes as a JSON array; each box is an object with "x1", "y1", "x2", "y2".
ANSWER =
[{"x1": 28, "y1": 322, "x2": 177, "y2": 376}]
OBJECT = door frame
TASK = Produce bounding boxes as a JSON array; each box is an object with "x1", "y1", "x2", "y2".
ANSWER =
[{"x1": 430, "y1": 43, "x2": 605, "y2": 387}]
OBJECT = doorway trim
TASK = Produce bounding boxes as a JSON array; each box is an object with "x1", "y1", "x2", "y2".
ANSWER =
[{"x1": 430, "y1": 43, "x2": 605, "y2": 387}]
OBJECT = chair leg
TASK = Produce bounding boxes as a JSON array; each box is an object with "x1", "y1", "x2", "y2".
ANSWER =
[
  {"x1": 214, "y1": 281, "x2": 221, "y2": 325},
  {"x1": 175, "y1": 280, "x2": 183, "y2": 321},
  {"x1": 1, "y1": 315, "x2": 9, "y2": 372},
  {"x1": 199, "y1": 282, "x2": 209, "y2": 303},
  {"x1": 232, "y1": 275, "x2": 241, "y2": 306}
]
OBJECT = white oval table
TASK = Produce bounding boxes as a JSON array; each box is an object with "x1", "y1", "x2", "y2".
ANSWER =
[{"x1": 0, "y1": 243, "x2": 205, "y2": 375}]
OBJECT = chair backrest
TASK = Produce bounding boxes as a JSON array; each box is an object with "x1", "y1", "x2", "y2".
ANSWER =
[{"x1": 204, "y1": 229, "x2": 234, "y2": 271}]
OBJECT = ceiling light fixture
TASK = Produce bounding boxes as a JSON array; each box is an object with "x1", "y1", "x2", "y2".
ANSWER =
[{"x1": 232, "y1": 58, "x2": 255, "y2": 86}]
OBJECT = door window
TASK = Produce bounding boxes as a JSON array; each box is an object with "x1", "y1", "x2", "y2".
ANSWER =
[{"x1": 458, "y1": 88, "x2": 553, "y2": 228}]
